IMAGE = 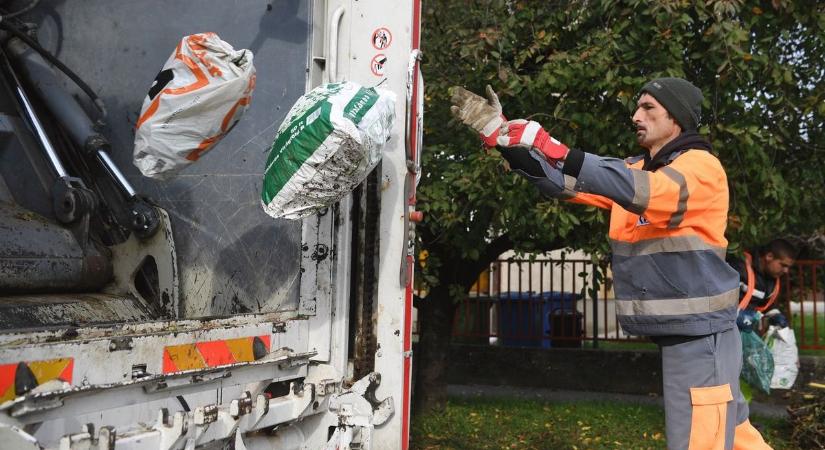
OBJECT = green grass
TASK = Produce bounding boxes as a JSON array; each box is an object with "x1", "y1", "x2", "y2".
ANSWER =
[
  {"x1": 411, "y1": 397, "x2": 794, "y2": 450},
  {"x1": 791, "y1": 313, "x2": 825, "y2": 356}
]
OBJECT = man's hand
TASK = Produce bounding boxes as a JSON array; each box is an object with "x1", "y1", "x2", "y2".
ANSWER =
[
  {"x1": 497, "y1": 119, "x2": 569, "y2": 165},
  {"x1": 450, "y1": 85, "x2": 504, "y2": 147}
]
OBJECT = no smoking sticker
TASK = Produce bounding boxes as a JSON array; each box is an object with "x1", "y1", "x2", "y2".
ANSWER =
[
  {"x1": 370, "y1": 54, "x2": 387, "y2": 77},
  {"x1": 371, "y1": 27, "x2": 392, "y2": 50}
]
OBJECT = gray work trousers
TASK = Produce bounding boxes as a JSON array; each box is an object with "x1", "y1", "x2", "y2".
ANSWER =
[{"x1": 659, "y1": 327, "x2": 751, "y2": 450}]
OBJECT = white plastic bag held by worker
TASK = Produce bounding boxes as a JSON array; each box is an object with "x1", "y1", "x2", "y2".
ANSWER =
[
  {"x1": 764, "y1": 324, "x2": 799, "y2": 389},
  {"x1": 261, "y1": 82, "x2": 395, "y2": 220},
  {"x1": 133, "y1": 33, "x2": 256, "y2": 179}
]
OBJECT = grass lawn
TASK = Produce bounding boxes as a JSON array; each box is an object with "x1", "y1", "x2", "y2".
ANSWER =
[
  {"x1": 792, "y1": 313, "x2": 825, "y2": 355},
  {"x1": 411, "y1": 397, "x2": 793, "y2": 450}
]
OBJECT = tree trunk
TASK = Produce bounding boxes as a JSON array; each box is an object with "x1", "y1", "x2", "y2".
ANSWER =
[{"x1": 412, "y1": 283, "x2": 456, "y2": 415}]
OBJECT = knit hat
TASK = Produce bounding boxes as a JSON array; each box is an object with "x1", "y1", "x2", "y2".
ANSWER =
[{"x1": 638, "y1": 77, "x2": 703, "y2": 131}]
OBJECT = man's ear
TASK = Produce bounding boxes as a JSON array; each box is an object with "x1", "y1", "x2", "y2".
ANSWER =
[{"x1": 764, "y1": 252, "x2": 775, "y2": 262}]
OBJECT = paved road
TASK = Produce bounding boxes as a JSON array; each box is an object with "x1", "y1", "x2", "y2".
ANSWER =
[{"x1": 448, "y1": 384, "x2": 788, "y2": 419}]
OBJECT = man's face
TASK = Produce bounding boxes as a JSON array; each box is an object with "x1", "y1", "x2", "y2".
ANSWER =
[
  {"x1": 632, "y1": 93, "x2": 682, "y2": 151},
  {"x1": 763, "y1": 252, "x2": 795, "y2": 278}
]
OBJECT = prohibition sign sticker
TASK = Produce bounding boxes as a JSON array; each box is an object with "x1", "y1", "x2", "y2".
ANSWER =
[
  {"x1": 371, "y1": 27, "x2": 392, "y2": 50},
  {"x1": 370, "y1": 54, "x2": 387, "y2": 77}
]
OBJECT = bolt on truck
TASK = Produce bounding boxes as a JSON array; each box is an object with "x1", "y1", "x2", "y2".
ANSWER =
[{"x1": 0, "y1": 0, "x2": 423, "y2": 448}]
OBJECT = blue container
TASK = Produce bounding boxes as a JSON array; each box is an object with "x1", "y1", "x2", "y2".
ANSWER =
[{"x1": 496, "y1": 291, "x2": 581, "y2": 348}]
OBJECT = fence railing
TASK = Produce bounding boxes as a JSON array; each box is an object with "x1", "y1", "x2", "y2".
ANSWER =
[
  {"x1": 450, "y1": 258, "x2": 825, "y2": 350},
  {"x1": 782, "y1": 260, "x2": 825, "y2": 350}
]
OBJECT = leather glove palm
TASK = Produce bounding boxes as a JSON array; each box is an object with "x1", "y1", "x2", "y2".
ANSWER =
[{"x1": 449, "y1": 85, "x2": 504, "y2": 147}]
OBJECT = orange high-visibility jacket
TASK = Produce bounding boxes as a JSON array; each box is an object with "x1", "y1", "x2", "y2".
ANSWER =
[{"x1": 520, "y1": 147, "x2": 740, "y2": 336}]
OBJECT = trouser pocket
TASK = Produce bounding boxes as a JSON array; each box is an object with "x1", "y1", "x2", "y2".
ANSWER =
[{"x1": 688, "y1": 384, "x2": 733, "y2": 450}]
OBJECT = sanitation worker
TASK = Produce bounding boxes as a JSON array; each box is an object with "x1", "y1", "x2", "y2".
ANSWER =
[
  {"x1": 450, "y1": 78, "x2": 772, "y2": 449},
  {"x1": 728, "y1": 238, "x2": 797, "y2": 332}
]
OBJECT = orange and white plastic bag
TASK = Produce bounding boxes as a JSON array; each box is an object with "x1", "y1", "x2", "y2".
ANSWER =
[{"x1": 133, "y1": 33, "x2": 255, "y2": 179}]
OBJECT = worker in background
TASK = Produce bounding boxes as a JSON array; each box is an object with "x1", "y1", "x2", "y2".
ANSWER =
[
  {"x1": 728, "y1": 239, "x2": 798, "y2": 332},
  {"x1": 450, "y1": 77, "x2": 772, "y2": 449}
]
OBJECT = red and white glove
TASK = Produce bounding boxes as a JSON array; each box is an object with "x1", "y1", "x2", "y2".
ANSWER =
[
  {"x1": 450, "y1": 85, "x2": 505, "y2": 148},
  {"x1": 497, "y1": 119, "x2": 569, "y2": 165}
]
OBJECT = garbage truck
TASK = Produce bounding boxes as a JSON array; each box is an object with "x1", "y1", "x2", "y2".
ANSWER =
[{"x1": 0, "y1": 0, "x2": 423, "y2": 448}]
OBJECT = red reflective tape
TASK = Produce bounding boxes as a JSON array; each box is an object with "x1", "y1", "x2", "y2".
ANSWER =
[
  {"x1": 0, "y1": 363, "x2": 16, "y2": 402},
  {"x1": 162, "y1": 349, "x2": 179, "y2": 373},
  {"x1": 59, "y1": 359, "x2": 74, "y2": 384},
  {"x1": 259, "y1": 335, "x2": 271, "y2": 351},
  {"x1": 196, "y1": 340, "x2": 236, "y2": 367}
]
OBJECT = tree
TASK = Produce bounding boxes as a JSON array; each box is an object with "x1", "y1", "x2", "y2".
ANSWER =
[{"x1": 415, "y1": 0, "x2": 825, "y2": 414}]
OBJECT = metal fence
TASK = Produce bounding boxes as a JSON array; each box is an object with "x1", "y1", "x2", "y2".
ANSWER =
[
  {"x1": 451, "y1": 258, "x2": 825, "y2": 350},
  {"x1": 781, "y1": 260, "x2": 825, "y2": 350}
]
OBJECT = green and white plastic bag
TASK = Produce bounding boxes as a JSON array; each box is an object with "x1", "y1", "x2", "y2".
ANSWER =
[
  {"x1": 740, "y1": 328, "x2": 774, "y2": 394},
  {"x1": 261, "y1": 82, "x2": 396, "y2": 219},
  {"x1": 764, "y1": 325, "x2": 799, "y2": 389}
]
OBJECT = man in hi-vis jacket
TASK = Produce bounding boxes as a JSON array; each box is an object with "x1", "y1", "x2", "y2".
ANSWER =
[{"x1": 451, "y1": 78, "x2": 772, "y2": 449}]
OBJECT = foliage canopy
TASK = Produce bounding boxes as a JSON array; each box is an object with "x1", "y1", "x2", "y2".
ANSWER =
[{"x1": 418, "y1": 0, "x2": 825, "y2": 293}]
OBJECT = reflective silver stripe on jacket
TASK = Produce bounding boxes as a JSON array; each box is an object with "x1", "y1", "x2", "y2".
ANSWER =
[
  {"x1": 611, "y1": 236, "x2": 726, "y2": 259},
  {"x1": 629, "y1": 170, "x2": 649, "y2": 215},
  {"x1": 615, "y1": 288, "x2": 739, "y2": 316},
  {"x1": 658, "y1": 166, "x2": 689, "y2": 228}
]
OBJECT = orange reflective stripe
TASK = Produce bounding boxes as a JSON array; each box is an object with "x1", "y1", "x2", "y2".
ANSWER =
[
  {"x1": 738, "y1": 251, "x2": 756, "y2": 310},
  {"x1": 162, "y1": 335, "x2": 270, "y2": 373},
  {"x1": 0, "y1": 358, "x2": 74, "y2": 403},
  {"x1": 739, "y1": 252, "x2": 781, "y2": 312},
  {"x1": 688, "y1": 384, "x2": 732, "y2": 450},
  {"x1": 732, "y1": 419, "x2": 772, "y2": 450},
  {"x1": 164, "y1": 343, "x2": 206, "y2": 371},
  {"x1": 28, "y1": 358, "x2": 73, "y2": 385},
  {"x1": 754, "y1": 278, "x2": 780, "y2": 313}
]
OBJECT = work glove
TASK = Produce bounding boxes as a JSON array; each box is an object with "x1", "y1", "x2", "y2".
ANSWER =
[
  {"x1": 497, "y1": 119, "x2": 569, "y2": 166},
  {"x1": 736, "y1": 309, "x2": 761, "y2": 332},
  {"x1": 765, "y1": 308, "x2": 789, "y2": 328},
  {"x1": 449, "y1": 85, "x2": 504, "y2": 148}
]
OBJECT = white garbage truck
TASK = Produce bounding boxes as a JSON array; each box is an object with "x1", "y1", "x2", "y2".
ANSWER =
[{"x1": 0, "y1": 1, "x2": 423, "y2": 448}]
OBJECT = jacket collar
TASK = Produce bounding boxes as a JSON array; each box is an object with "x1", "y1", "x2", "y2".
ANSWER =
[{"x1": 642, "y1": 131, "x2": 712, "y2": 171}]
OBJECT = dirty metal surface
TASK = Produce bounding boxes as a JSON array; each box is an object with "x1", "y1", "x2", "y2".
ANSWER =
[
  {"x1": 0, "y1": 293, "x2": 155, "y2": 329},
  {"x1": 26, "y1": 1, "x2": 310, "y2": 317}
]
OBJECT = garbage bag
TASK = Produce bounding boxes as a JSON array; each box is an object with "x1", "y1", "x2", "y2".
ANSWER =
[
  {"x1": 764, "y1": 325, "x2": 799, "y2": 389},
  {"x1": 134, "y1": 33, "x2": 256, "y2": 179},
  {"x1": 740, "y1": 329, "x2": 774, "y2": 394},
  {"x1": 261, "y1": 81, "x2": 395, "y2": 220}
]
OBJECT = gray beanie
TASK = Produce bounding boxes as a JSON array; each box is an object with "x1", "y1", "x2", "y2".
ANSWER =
[{"x1": 639, "y1": 77, "x2": 703, "y2": 131}]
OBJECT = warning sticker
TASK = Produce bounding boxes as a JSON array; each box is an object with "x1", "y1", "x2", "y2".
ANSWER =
[
  {"x1": 372, "y1": 27, "x2": 392, "y2": 50},
  {"x1": 370, "y1": 54, "x2": 387, "y2": 77}
]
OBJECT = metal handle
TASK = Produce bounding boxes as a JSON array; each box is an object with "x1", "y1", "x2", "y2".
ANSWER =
[
  {"x1": 404, "y1": 50, "x2": 422, "y2": 165},
  {"x1": 326, "y1": 6, "x2": 345, "y2": 83}
]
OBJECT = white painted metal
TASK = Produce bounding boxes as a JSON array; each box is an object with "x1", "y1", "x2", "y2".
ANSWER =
[
  {"x1": 333, "y1": 2, "x2": 421, "y2": 449},
  {"x1": 0, "y1": 0, "x2": 421, "y2": 448}
]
